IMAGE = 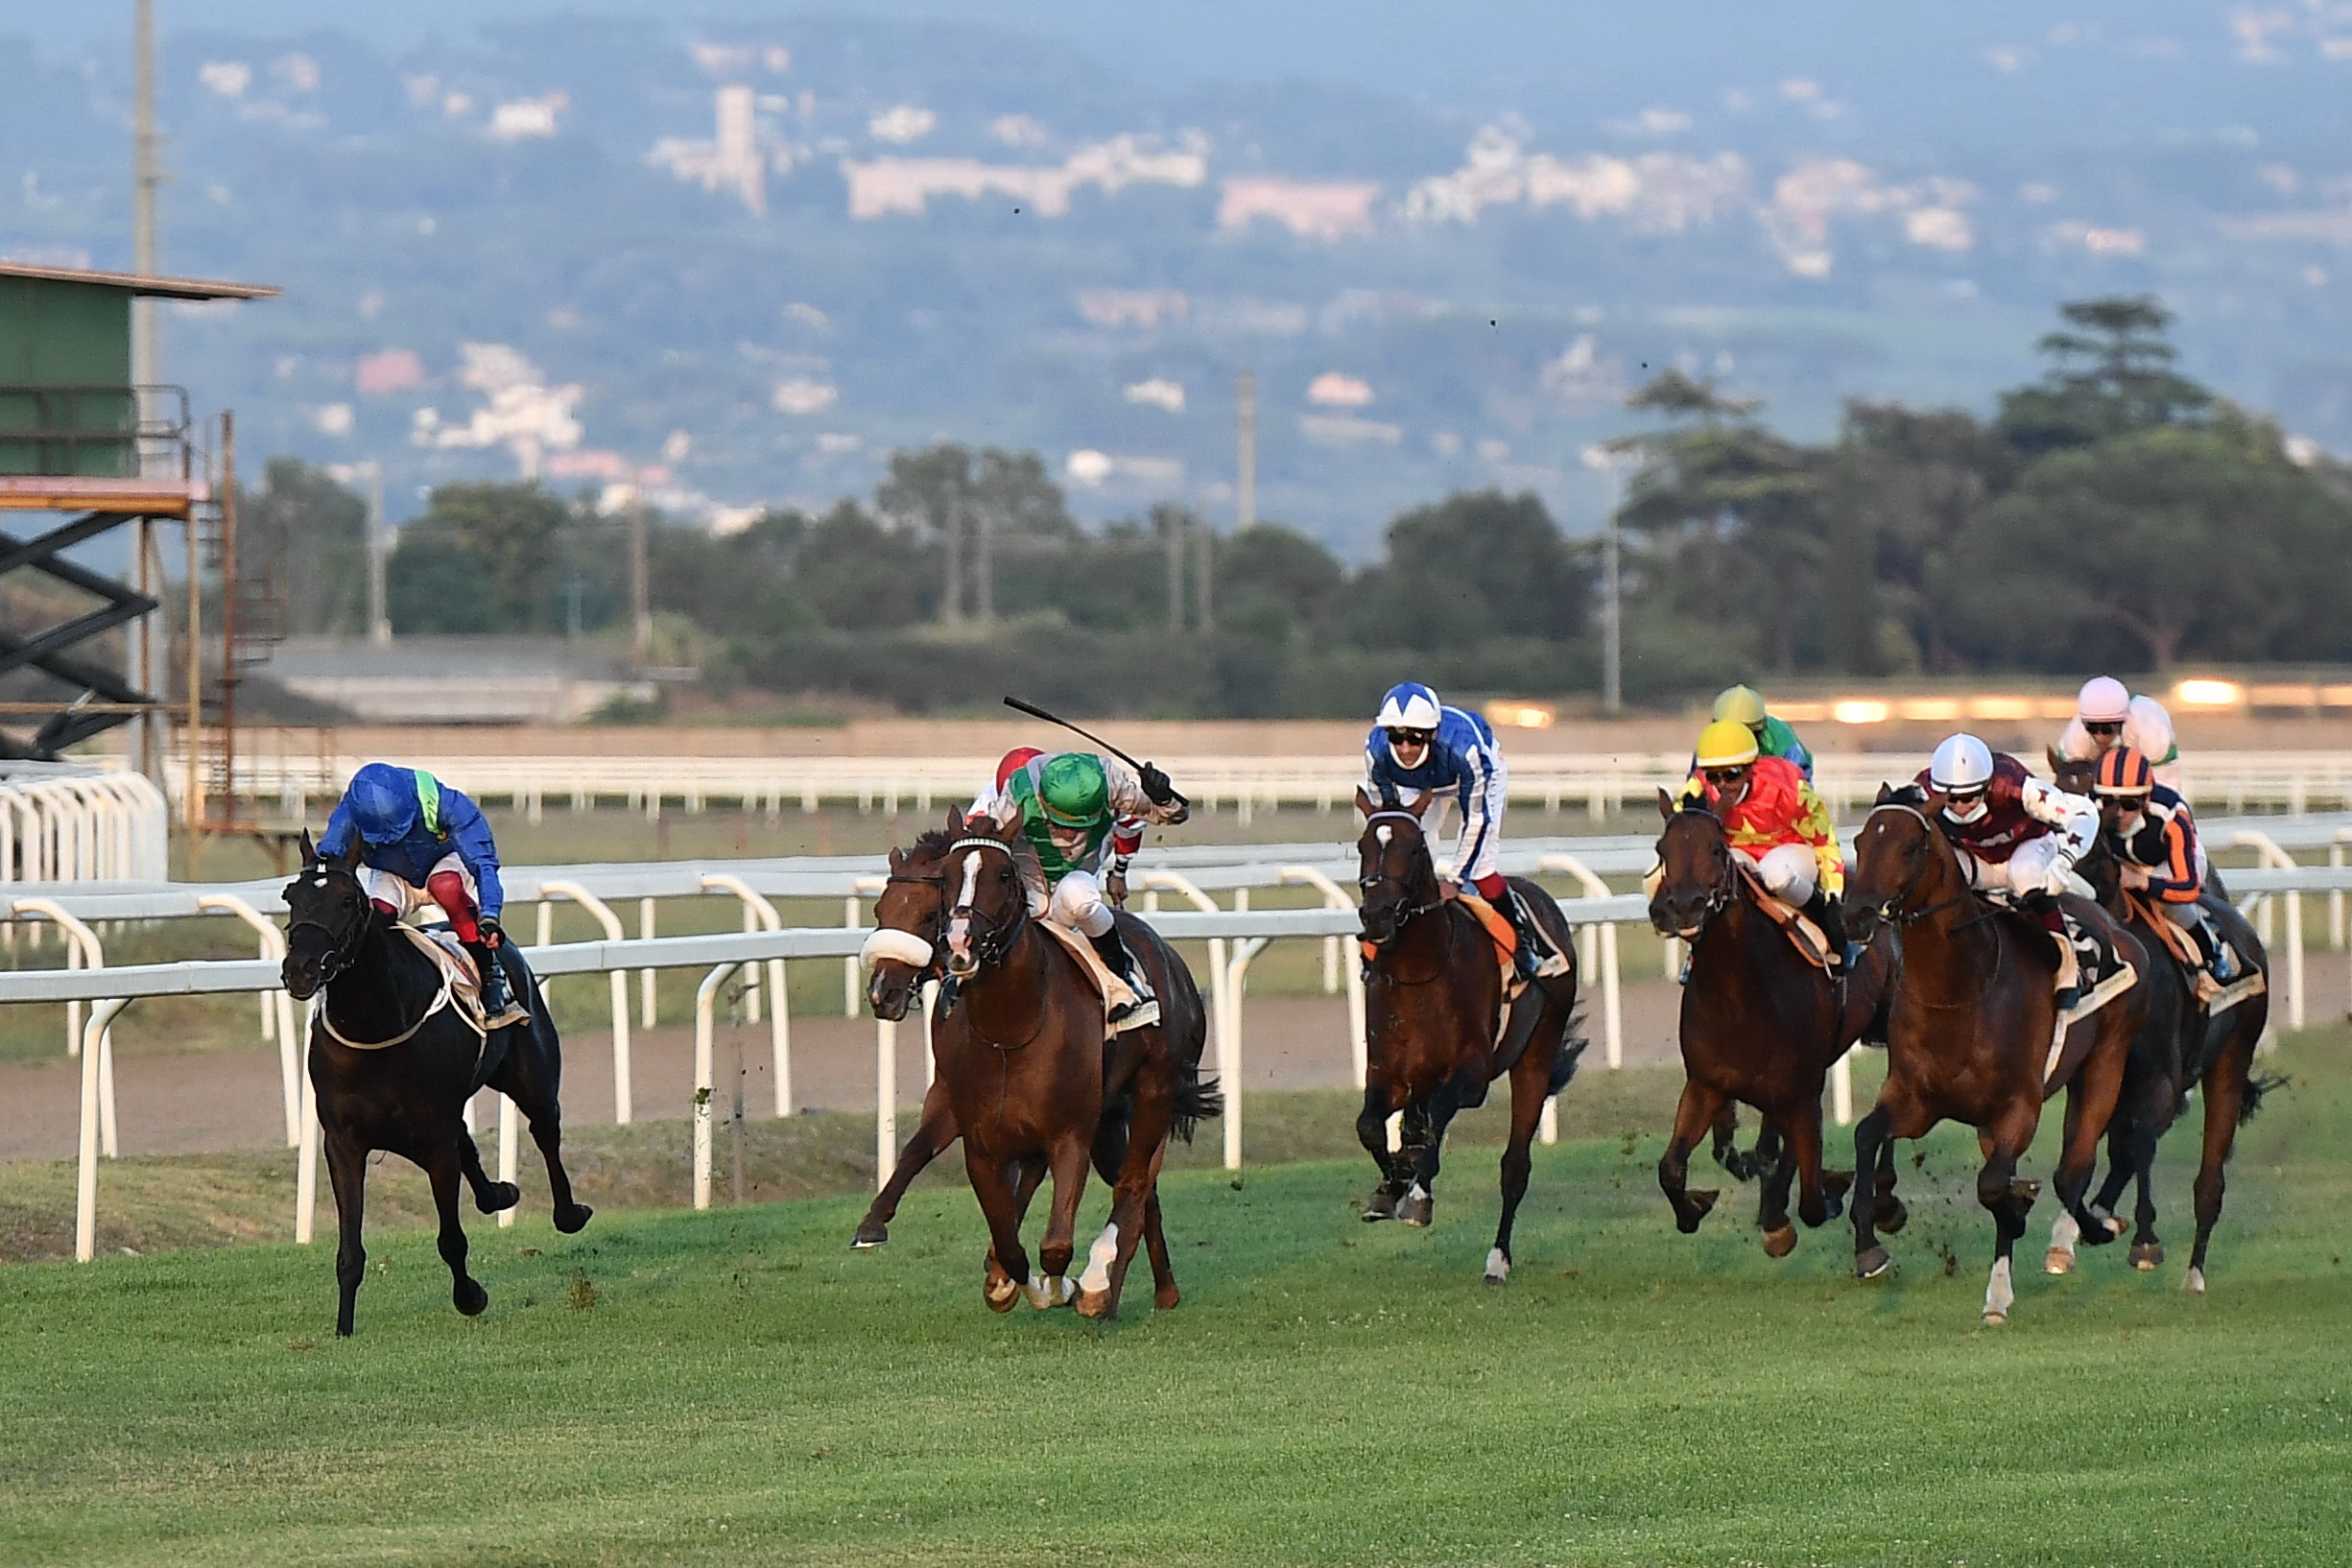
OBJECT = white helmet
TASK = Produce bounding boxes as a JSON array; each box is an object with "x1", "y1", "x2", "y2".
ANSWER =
[
  {"x1": 1930, "y1": 733, "x2": 1995, "y2": 793},
  {"x1": 1375, "y1": 682, "x2": 1442, "y2": 732},
  {"x1": 2076, "y1": 676, "x2": 2131, "y2": 724}
]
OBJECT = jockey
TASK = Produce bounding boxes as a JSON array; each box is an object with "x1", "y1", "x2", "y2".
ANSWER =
[
  {"x1": 1362, "y1": 681, "x2": 1555, "y2": 981},
  {"x1": 1675, "y1": 719, "x2": 1849, "y2": 968},
  {"x1": 317, "y1": 762, "x2": 529, "y2": 1029},
  {"x1": 970, "y1": 748, "x2": 1187, "y2": 1030},
  {"x1": 1915, "y1": 733, "x2": 2098, "y2": 1008},
  {"x1": 1712, "y1": 684, "x2": 1815, "y2": 779},
  {"x1": 2058, "y1": 676, "x2": 2183, "y2": 794},
  {"x1": 2089, "y1": 746, "x2": 2240, "y2": 1000}
]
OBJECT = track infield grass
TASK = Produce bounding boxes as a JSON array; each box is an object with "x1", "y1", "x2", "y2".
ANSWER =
[{"x1": 5, "y1": 1033, "x2": 2350, "y2": 1567}]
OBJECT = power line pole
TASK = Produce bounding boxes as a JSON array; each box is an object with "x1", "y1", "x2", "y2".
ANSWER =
[
  {"x1": 629, "y1": 491, "x2": 651, "y2": 667},
  {"x1": 1235, "y1": 368, "x2": 1255, "y2": 535},
  {"x1": 129, "y1": 0, "x2": 164, "y2": 779},
  {"x1": 363, "y1": 461, "x2": 391, "y2": 646},
  {"x1": 1582, "y1": 444, "x2": 1627, "y2": 715}
]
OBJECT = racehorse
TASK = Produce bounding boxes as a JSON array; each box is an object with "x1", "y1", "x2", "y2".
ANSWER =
[
  {"x1": 863, "y1": 811, "x2": 1217, "y2": 1318},
  {"x1": 2046, "y1": 753, "x2": 2274, "y2": 1291},
  {"x1": 280, "y1": 832, "x2": 591, "y2": 1337},
  {"x1": 1353, "y1": 790, "x2": 1584, "y2": 1283},
  {"x1": 1648, "y1": 796, "x2": 1896, "y2": 1255},
  {"x1": 1843, "y1": 788, "x2": 2144, "y2": 1322}
]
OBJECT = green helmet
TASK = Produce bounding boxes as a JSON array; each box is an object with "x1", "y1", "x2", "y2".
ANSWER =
[
  {"x1": 1713, "y1": 684, "x2": 1768, "y2": 728},
  {"x1": 1038, "y1": 752, "x2": 1109, "y2": 828}
]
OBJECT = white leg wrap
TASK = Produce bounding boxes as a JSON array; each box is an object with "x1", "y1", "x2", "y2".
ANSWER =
[
  {"x1": 1984, "y1": 1255, "x2": 2016, "y2": 1320},
  {"x1": 1080, "y1": 1223, "x2": 1119, "y2": 1295},
  {"x1": 2045, "y1": 1212, "x2": 2079, "y2": 1275},
  {"x1": 1484, "y1": 1247, "x2": 1509, "y2": 1282}
]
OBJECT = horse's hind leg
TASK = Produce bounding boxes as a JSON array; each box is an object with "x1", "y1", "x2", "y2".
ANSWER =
[
  {"x1": 1081, "y1": 1066, "x2": 1176, "y2": 1319},
  {"x1": 1140, "y1": 1190, "x2": 1179, "y2": 1310},
  {"x1": 855, "y1": 1081, "x2": 957, "y2": 1248},
  {"x1": 2186, "y1": 1017, "x2": 2261, "y2": 1294},
  {"x1": 458, "y1": 1126, "x2": 521, "y2": 1215},
  {"x1": 1659, "y1": 1079, "x2": 1726, "y2": 1235},
  {"x1": 323, "y1": 1128, "x2": 369, "y2": 1338},
  {"x1": 1487, "y1": 1040, "x2": 1556, "y2": 1283},
  {"x1": 491, "y1": 1033, "x2": 592, "y2": 1234},
  {"x1": 424, "y1": 1139, "x2": 489, "y2": 1318}
]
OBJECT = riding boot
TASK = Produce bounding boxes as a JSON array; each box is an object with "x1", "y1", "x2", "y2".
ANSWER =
[
  {"x1": 1801, "y1": 889, "x2": 1849, "y2": 973},
  {"x1": 1501, "y1": 891, "x2": 1553, "y2": 981},
  {"x1": 2193, "y1": 910, "x2": 2241, "y2": 983},
  {"x1": 1089, "y1": 926, "x2": 1160, "y2": 1032},
  {"x1": 467, "y1": 941, "x2": 531, "y2": 1030},
  {"x1": 2022, "y1": 891, "x2": 2081, "y2": 1013}
]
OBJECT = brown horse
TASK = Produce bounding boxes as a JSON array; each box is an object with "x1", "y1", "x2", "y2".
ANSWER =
[
  {"x1": 863, "y1": 811, "x2": 1216, "y2": 1319},
  {"x1": 1353, "y1": 790, "x2": 1584, "y2": 1283},
  {"x1": 1648, "y1": 796, "x2": 1896, "y2": 1255},
  {"x1": 280, "y1": 834, "x2": 591, "y2": 1337},
  {"x1": 1843, "y1": 789, "x2": 2145, "y2": 1321},
  {"x1": 2046, "y1": 753, "x2": 2274, "y2": 1292}
]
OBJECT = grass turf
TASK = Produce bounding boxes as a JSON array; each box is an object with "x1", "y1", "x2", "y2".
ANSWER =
[{"x1": 3, "y1": 1036, "x2": 2349, "y2": 1566}]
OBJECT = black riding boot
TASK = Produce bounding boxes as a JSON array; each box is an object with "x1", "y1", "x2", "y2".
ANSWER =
[
  {"x1": 1502, "y1": 891, "x2": 1550, "y2": 981},
  {"x1": 2019, "y1": 890, "x2": 2081, "y2": 1012},
  {"x1": 1802, "y1": 889, "x2": 1851, "y2": 973},
  {"x1": 467, "y1": 940, "x2": 530, "y2": 1030},
  {"x1": 1089, "y1": 925, "x2": 1160, "y2": 1032},
  {"x1": 2191, "y1": 910, "x2": 2240, "y2": 983}
]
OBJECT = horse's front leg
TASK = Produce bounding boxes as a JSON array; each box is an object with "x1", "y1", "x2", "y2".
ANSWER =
[
  {"x1": 1398, "y1": 1064, "x2": 1480, "y2": 1227},
  {"x1": 964, "y1": 1147, "x2": 1032, "y2": 1314},
  {"x1": 1756, "y1": 1111, "x2": 1800, "y2": 1256},
  {"x1": 854, "y1": 1079, "x2": 958, "y2": 1248},
  {"x1": 1027, "y1": 1135, "x2": 1091, "y2": 1310},
  {"x1": 1978, "y1": 1104, "x2": 2041, "y2": 1324},
  {"x1": 1660, "y1": 1079, "x2": 1726, "y2": 1234},
  {"x1": 424, "y1": 1137, "x2": 488, "y2": 1318},
  {"x1": 323, "y1": 1128, "x2": 369, "y2": 1338},
  {"x1": 1354, "y1": 1075, "x2": 1410, "y2": 1221}
]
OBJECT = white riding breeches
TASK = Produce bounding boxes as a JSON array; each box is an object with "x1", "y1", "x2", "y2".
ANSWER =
[
  {"x1": 1047, "y1": 869, "x2": 1117, "y2": 938},
  {"x1": 1736, "y1": 843, "x2": 1817, "y2": 906},
  {"x1": 1964, "y1": 835, "x2": 2071, "y2": 898},
  {"x1": 358, "y1": 852, "x2": 476, "y2": 917}
]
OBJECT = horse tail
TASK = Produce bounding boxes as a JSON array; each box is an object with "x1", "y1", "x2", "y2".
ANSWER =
[
  {"x1": 1171, "y1": 1057, "x2": 1224, "y2": 1144},
  {"x1": 1548, "y1": 1008, "x2": 1589, "y2": 1097},
  {"x1": 2240, "y1": 1071, "x2": 2288, "y2": 1127}
]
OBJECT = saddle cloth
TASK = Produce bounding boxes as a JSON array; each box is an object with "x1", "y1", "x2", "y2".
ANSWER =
[
  {"x1": 398, "y1": 924, "x2": 489, "y2": 1038},
  {"x1": 2122, "y1": 891, "x2": 2268, "y2": 1017},
  {"x1": 1457, "y1": 891, "x2": 1573, "y2": 996},
  {"x1": 1731, "y1": 862, "x2": 1833, "y2": 970},
  {"x1": 1035, "y1": 919, "x2": 1142, "y2": 1039},
  {"x1": 2042, "y1": 902, "x2": 2138, "y2": 1081}
]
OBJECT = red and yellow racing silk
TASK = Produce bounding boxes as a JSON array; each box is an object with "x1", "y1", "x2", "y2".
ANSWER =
[{"x1": 1676, "y1": 754, "x2": 1844, "y2": 897}]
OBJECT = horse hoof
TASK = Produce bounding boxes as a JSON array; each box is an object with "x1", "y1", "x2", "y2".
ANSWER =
[
  {"x1": 1074, "y1": 1288, "x2": 1114, "y2": 1319},
  {"x1": 1762, "y1": 1224, "x2": 1798, "y2": 1259},
  {"x1": 2043, "y1": 1247, "x2": 2076, "y2": 1276},
  {"x1": 1676, "y1": 1189, "x2": 1720, "y2": 1233},
  {"x1": 1855, "y1": 1245, "x2": 1893, "y2": 1281},
  {"x1": 1484, "y1": 1247, "x2": 1510, "y2": 1284},
  {"x1": 1875, "y1": 1199, "x2": 1910, "y2": 1234},
  {"x1": 1396, "y1": 1194, "x2": 1434, "y2": 1228},
  {"x1": 984, "y1": 1257, "x2": 1019, "y2": 1313},
  {"x1": 2130, "y1": 1242, "x2": 2165, "y2": 1271},
  {"x1": 2184, "y1": 1267, "x2": 2207, "y2": 1295},
  {"x1": 1361, "y1": 1189, "x2": 1396, "y2": 1223},
  {"x1": 555, "y1": 1203, "x2": 592, "y2": 1234},
  {"x1": 477, "y1": 1181, "x2": 521, "y2": 1215},
  {"x1": 1154, "y1": 1283, "x2": 1181, "y2": 1311},
  {"x1": 1021, "y1": 1273, "x2": 1075, "y2": 1310},
  {"x1": 1982, "y1": 1310, "x2": 2008, "y2": 1327},
  {"x1": 1821, "y1": 1170, "x2": 1854, "y2": 1204},
  {"x1": 454, "y1": 1280, "x2": 489, "y2": 1317},
  {"x1": 850, "y1": 1223, "x2": 890, "y2": 1249}
]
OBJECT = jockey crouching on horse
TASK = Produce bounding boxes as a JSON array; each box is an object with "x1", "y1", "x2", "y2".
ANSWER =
[
  {"x1": 969, "y1": 749, "x2": 1186, "y2": 1032},
  {"x1": 1675, "y1": 718, "x2": 1851, "y2": 971},
  {"x1": 2089, "y1": 746, "x2": 2241, "y2": 1004},
  {"x1": 1362, "y1": 682, "x2": 1562, "y2": 983},
  {"x1": 1712, "y1": 684, "x2": 1816, "y2": 780},
  {"x1": 317, "y1": 762, "x2": 530, "y2": 1030},
  {"x1": 2059, "y1": 676, "x2": 2183, "y2": 794},
  {"x1": 1915, "y1": 734, "x2": 2099, "y2": 1011}
]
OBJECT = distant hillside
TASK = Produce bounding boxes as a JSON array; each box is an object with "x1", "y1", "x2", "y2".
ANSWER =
[{"x1": 3, "y1": 4, "x2": 2349, "y2": 554}]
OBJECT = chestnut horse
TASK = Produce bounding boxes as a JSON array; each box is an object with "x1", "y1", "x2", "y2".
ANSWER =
[
  {"x1": 2046, "y1": 754, "x2": 2274, "y2": 1292},
  {"x1": 280, "y1": 834, "x2": 590, "y2": 1337},
  {"x1": 1648, "y1": 796, "x2": 1896, "y2": 1255},
  {"x1": 1353, "y1": 791, "x2": 1584, "y2": 1284},
  {"x1": 1843, "y1": 789, "x2": 2144, "y2": 1322},
  {"x1": 863, "y1": 812, "x2": 1216, "y2": 1319}
]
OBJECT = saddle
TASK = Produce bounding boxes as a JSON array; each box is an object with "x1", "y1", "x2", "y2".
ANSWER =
[
  {"x1": 1457, "y1": 889, "x2": 1572, "y2": 998},
  {"x1": 1035, "y1": 920, "x2": 1146, "y2": 1038},
  {"x1": 1730, "y1": 862, "x2": 1833, "y2": 970},
  {"x1": 2122, "y1": 891, "x2": 2267, "y2": 1017},
  {"x1": 400, "y1": 924, "x2": 490, "y2": 1038},
  {"x1": 2032, "y1": 897, "x2": 2138, "y2": 1082}
]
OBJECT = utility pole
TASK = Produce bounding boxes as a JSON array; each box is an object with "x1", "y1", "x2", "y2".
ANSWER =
[
  {"x1": 1192, "y1": 505, "x2": 1213, "y2": 632},
  {"x1": 1235, "y1": 368, "x2": 1255, "y2": 535},
  {"x1": 1162, "y1": 504, "x2": 1185, "y2": 631},
  {"x1": 628, "y1": 490, "x2": 651, "y2": 667},
  {"x1": 1602, "y1": 504, "x2": 1622, "y2": 716},
  {"x1": 128, "y1": 0, "x2": 165, "y2": 779},
  {"x1": 363, "y1": 461, "x2": 391, "y2": 646}
]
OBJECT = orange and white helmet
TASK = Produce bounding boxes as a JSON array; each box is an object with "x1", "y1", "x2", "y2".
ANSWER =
[{"x1": 2093, "y1": 746, "x2": 2154, "y2": 798}]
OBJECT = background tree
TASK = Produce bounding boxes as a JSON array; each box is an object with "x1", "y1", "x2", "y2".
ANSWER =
[
  {"x1": 239, "y1": 458, "x2": 367, "y2": 635},
  {"x1": 388, "y1": 482, "x2": 572, "y2": 634},
  {"x1": 1343, "y1": 490, "x2": 1588, "y2": 651},
  {"x1": 1996, "y1": 295, "x2": 2213, "y2": 456}
]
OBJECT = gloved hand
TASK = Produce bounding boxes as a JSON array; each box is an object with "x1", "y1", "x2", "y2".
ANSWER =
[
  {"x1": 1139, "y1": 762, "x2": 1178, "y2": 805},
  {"x1": 1105, "y1": 867, "x2": 1129, "y2": 909},
  {"x1": 476, "y1": 915, "x2": 505, "y2": 948}
]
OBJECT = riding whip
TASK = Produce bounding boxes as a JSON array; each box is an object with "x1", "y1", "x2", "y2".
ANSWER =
[{"x1": 1001, "y1": 696, "x2": 1188, "y2": 807}]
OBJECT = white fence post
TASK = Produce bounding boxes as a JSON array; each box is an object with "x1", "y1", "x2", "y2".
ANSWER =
[{"x1": 535, "y1": 880, "x2": 634, "y2": 1123}]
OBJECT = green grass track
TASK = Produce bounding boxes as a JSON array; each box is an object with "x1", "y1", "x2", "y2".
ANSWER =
[{"x1": 5, "y1": 1035, "x2": 2351, "y2": 1566}]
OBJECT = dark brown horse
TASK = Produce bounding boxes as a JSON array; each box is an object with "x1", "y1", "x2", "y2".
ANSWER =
[
  {"x1": 1353, "y1": 791, "x2": 1584, "y2": 1283},
  {"x1": 863, "y1": 811, "x2": 1216, "y2": 1318},
  {"x1": 2046, "y1": 753, "x2": 2274, "y2": 1292},
  {"x1": 280, "y1": 834, "x2": 590, "y2": 1337},
  {"x1": 1648, "y1": 796, "x2": 1895, "y2": 1255},
  {"x1": 1843, "y1": 790, "x2": 2143, "y2": 1321}
]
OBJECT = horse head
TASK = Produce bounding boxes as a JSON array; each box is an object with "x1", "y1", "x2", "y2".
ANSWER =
[
  {"x1": 1650, "y1": 789, "x2": 1734, "y2": 939},
  {"x1": 863, "y1": 807, "x2": 959, "y2": 1020},
  {"x1": 1354, "y1": 786, "x2": 1437, "y2": 948},
  {"x1": 280, "y1": 828, "x2": 369, "y2": 1002},
  {"x1": 938, "y1": 811, "x2": 1033, "y2": 983},
  {"x1": 1845, "y1": 782, "x2": 1957, "y2": 941}
]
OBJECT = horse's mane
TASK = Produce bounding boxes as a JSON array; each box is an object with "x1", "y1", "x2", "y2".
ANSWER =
[
  {"x1": 903, "y1": 823, "x2": 963, "y2": 863},
  {"x1": 1879, "y1": 782, "x2": 1931, "y2": 809}
]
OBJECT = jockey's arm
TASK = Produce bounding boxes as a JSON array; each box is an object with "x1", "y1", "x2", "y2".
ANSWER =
[
  {"x1": 1101, "y1": 755, "x2": 1187, "y2": 826},
  {"x1": 2152, "y1": 809, "x2": 2201, "y2": 903},
  {"x1": 2126, "y1": 696, "x2": 2179, "y2": 767},
  {"x1": 2020, "y1": 775, "x2": 2097, "y2": 862},
  {"x1": 317, "y1": 796, "x2": 360, "y2": 862},
  {"x1": 1444, "y1": 743, "x2": 1498, "y2": 884},
  {"x1": 1795, "y1": 780, "x2": 1844, "y2": 897},
  {"x1": 2055, "y1": 716, "x2": 2099, "y2": 763},
  {"x1": 441, "y1": 788, "x2": 507, "y2": 919}
]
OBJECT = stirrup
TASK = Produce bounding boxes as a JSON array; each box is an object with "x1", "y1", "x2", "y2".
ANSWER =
[{"x1": 1107, "y1": 997, "x2": 1160, "y2": 1033}]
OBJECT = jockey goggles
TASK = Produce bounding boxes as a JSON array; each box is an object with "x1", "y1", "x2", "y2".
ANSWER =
[
  {"x1": 2083, "y1": 719, "x2": 2125, "y2": 738},
  {"x1": 1384, "y1": 726, "x2": 1435, "y2": 749},
  {"x1": 1701, "y1": 765, "x2": 1750, "y2": 789}
]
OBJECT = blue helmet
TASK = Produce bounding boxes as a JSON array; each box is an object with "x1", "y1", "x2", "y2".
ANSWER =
[
  {"x1": 344, "y1": 763, "x2": 420, "y2": 844},
  {"x1": 1375, "y1": 682, "x2": 1441, "y2": 732}
]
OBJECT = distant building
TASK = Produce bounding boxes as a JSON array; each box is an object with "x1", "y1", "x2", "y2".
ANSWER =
[
  {"x1": 269, "y1": 636, "x2": 656, "y2": 725},
  {"x1": 651, "y1": 84, "x2": 768, "y2": 215}
]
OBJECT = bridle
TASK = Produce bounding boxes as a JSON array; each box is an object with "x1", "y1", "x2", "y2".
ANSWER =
[
  {"x1": 943, "y1": 835, "x2": 1031, "y2": 974},
  {"x1": 287, "y1": 863, "x2": 468, "y2": 1050},
  {"x1": 1854, "y1": 802, "x2": 1971, "y2": 928},
  {"x1": 1358, "y1": 809, "x2": 1443, "y2": 943},
  {"x1": 1652, "y1": 806, "x2": 1736, "y2": 937}
]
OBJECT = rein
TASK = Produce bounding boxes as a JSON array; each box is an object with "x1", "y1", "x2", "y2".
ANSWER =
[
  {"x1": 292, "y1": 889, "x2": 479, "y2": 1051},
  {"x1": 1858, "y1": 802, "x2": 1973, "y2": 928}
]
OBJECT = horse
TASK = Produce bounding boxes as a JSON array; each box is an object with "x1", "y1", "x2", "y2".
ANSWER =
[
  {"x1": 280, "y1": 833, "x2": 590, "y2": 1338},
  {"x1": 1353, "y1": 789, "x2": 1584, "y2": 1284},
  {"x1": 1842, "y1": 788, "x2": 2144, "y2": 1322},
  {"x1": 1648, "y1": 796, "x2": 1897, "y2": 1255},
  {"x1": 2045, "y1": 753, "x2": 2274, "y2": 1292},
  {"x1": 863, "y1": 810, "x2": 1217, "y2": 1319}
]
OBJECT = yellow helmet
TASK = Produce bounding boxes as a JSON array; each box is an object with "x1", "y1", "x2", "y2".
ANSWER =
[
  {"x1": 1713, "y1": 684, "x2": 1768, "y2": 727},
  {"x1": 1695, "y1": 720, "x2": 1761, "y2": 770}
]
